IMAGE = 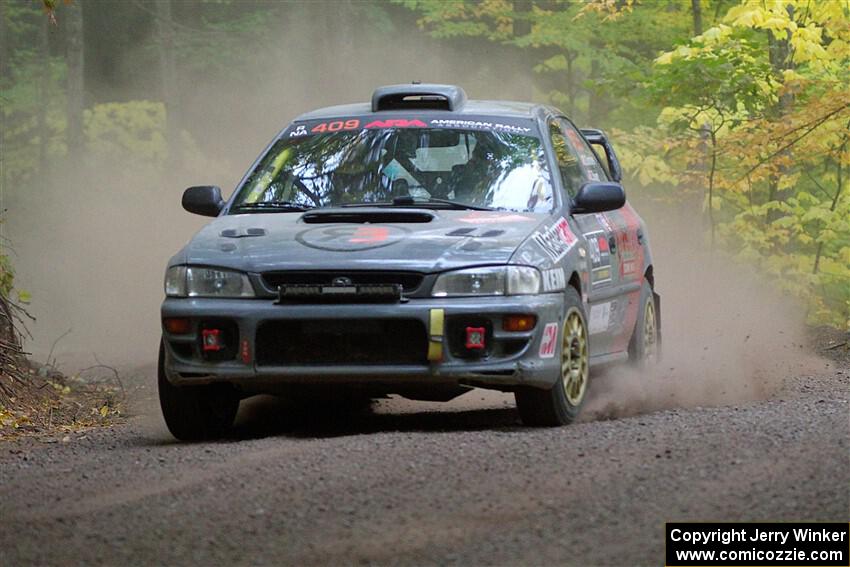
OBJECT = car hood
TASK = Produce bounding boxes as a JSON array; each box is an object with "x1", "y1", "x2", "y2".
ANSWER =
[{"x1": 174, "y1": 208, "x2": 548, "y2": 274}]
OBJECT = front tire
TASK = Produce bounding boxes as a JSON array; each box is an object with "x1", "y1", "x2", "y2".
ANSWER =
[
  {"x1": 515, "y1": 287, "x2": 590, "y2": 426},
  {"x1": 158, "y1": 341, "x2": 239, "y2": 441}
]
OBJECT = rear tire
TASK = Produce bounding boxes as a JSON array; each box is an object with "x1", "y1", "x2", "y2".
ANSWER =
[
  {"x1": 158, "y1": 341, "x2": 239, "y2": 441},
  {"x1": 628, "y1": 279, "x2": 658, "y2": 366},
  {"x1": 515, "y1": 287, "x2": 589, "y2": 426}
]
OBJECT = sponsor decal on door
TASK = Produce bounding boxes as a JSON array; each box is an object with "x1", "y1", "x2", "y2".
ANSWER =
[{"x1": 588, "y1": 302, "x2": 612, "y2": 334}]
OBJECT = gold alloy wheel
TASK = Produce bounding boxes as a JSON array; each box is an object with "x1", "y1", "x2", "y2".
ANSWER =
[
  {"x1": 643, "y1": 298, "x2": 657, "y2": 361},
  {"x1": 562, "y1": 308, "x2": 589, "y2": 406}
]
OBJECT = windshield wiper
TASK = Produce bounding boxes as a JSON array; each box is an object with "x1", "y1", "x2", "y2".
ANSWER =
[
  {"x1": 340, "y1": 196, "x2": 493, "y2": 211},
  {"x1": 231, "y1": 201, "x2": 314, "y2": 213},
  {"x1": 407, "y1": 197, "x2": 494, "y2": 211}
]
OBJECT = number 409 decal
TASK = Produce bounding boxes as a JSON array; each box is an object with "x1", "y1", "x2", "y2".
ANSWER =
[{"x1": 311, "y1": 119, "x2": 360, "y2": 133}]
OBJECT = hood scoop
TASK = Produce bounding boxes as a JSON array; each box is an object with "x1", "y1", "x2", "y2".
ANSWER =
[{"x1": 301, "y1": 210, "x2": 435, "y2": 224}]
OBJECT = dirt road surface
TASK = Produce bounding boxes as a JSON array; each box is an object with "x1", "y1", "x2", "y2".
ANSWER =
[{"x1": 1, "y1": 362, "x2": 848, "y2": 566}]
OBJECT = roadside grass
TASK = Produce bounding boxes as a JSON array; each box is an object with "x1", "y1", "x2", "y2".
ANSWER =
[{"x1": 0, "y1": 362, "x2": 124, "y2": 441}]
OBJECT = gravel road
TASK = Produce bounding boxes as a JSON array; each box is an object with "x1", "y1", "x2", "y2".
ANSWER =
[{"x1": 1, "y1": 362, "x2": 848, "y2": 566}]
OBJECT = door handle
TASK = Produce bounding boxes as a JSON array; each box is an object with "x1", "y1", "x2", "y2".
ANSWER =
[
  {"x1": 608, "y1": 236, "x2": 617, "y2": 255},
  {"x1": 637, "y1": 229, "x2": 644, "y2": 245}
]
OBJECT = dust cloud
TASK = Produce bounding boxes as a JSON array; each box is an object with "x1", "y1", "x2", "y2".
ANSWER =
[
  {"x1": 3, "y1": 4, "x2": 824, "y2": 418},
  {"x1": 582, "y1": 197, "x2": 829, "y2": 419}
]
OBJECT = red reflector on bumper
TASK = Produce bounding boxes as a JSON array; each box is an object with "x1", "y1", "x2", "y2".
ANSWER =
[
  {"x1": 202, "y1": 329, "x2": 225, "y2": 352},
  {"x1": 465, "y1": 326, "x2": 486, "y2": 350}
]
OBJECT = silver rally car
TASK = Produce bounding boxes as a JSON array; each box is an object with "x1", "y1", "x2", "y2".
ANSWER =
[{"x1": 159, "y1": 84, "x2": 660, "y2": 440}]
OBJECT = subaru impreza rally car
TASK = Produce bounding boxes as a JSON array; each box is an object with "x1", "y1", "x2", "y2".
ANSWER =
[{"x1": 159, "y1": 84, "x2": 660, "y2": 440}]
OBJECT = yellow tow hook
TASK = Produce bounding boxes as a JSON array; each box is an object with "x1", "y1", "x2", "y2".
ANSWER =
[{"x1": 428, "y1": 308, "x2": 445, "y2": 363}]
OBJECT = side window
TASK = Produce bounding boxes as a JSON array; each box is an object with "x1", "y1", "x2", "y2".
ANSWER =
[
  {"x1": 558, "y1": 120, "x2": 609, "y2": 183},
  {"x1": 548, "y1": 121, "x2": 585, "y2": 198}
]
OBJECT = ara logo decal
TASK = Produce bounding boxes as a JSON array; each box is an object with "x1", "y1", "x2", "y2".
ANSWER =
[
  {"x1": 364, "y1": 119, "x2": 427, "y2": 129},
  {"x1": 542, "y1": 268, "x2": 566, "y2": 292},
  {"x1": 289, "y1": 125, "x2": 308, "y2": 138},
  {"x1": 539, "y1": 323, "x2": 559, "y2": 358},
  {"x1": 533, "y1": 217, "x2": 576, "y2": 262}
]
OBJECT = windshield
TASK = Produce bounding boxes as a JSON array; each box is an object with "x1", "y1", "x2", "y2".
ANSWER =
[{"x1": 230, "y1": 120, "x2": 553, "y2": 213}]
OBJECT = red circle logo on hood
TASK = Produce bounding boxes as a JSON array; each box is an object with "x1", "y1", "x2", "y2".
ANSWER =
[{"x1": 296, "y1": 225, "x2": 409, "y2": 252}]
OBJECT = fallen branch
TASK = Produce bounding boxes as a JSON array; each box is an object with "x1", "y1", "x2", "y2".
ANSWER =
[
  {"x1": 80, "y1": 355, "x2": 126, "y2": 401},
  {"x1": 46, "y1": 328, "x2": 72, "y2": 369}
]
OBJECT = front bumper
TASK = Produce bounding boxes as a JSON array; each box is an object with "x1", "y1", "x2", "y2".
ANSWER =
[{"x1": 160, "y1": 294, "x2": 565, "y2": 392}]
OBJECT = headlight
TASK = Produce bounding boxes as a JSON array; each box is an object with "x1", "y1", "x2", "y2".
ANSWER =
[
  {"x1": 164, "y1": 266, "x2": 254, "y2": 298},
  {"x1": 431, "y1": 266, "x2": 541, "y2": 297}
]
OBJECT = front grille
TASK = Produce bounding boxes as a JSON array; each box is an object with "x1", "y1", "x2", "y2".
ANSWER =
[
  {"x1": 262, "y1": 271, "x2": 424, "y2": 293},
  {"x1": 256, "y1": 319, "x2": 428, "y2": 366}
]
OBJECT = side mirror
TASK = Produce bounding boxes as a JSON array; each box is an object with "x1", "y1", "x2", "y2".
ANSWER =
[
  {"x1": 580, "y1": 128, "x2": 623, "y2": 183},
  {"x1": 572, "y1": 182, "x2": 626, "y2": 214},
  {"x1": 182, "y1": 186, "x2": 224, "y2": 217}
]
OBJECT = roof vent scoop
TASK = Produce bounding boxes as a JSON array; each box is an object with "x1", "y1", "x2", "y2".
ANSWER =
[{"x1": 371, "y1": 84, "x2": 467, "y2": 112}]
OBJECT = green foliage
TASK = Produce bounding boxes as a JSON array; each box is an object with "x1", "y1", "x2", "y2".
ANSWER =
[
  {"x1": 651, "y1": 30, "x2": 779, "y2": 123},
  {"x1": 635, "y1": 0, "x2": 850, "y2": 328},
  {"x1": 170, "y1": 3, "x2": 280, "y2": 76},
  {"x1": 84, "y1": 101, "x2": 168, "y2": 165},
  {"x1": 0, "y1": 249, "x2": 15, "y2": 300}
]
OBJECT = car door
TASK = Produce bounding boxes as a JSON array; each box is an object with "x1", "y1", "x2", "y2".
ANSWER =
[
  {"x1": 571, "y1": 124, "x2": 646, "y2": 353},
  {"x1": 547, "y1": 118, "x2": 619, "y2": 356}
]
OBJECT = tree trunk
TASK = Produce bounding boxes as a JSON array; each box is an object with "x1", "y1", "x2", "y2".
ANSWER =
[
  {"x1": 587, "y1": 57, "x2": 606, "y2": 125},
  {"x1": 813, "y1": 137, "x2": 847, "y2": 274},
  {"x1": 691, "y1": 0, "x2": 703, "y2": 35},
  {"x1": 155, "y1": 0, "x2": 180, "y2": 166},
  {"x1": 38, "y1": 16, "x2": 51, "y2": 170},
  {"x1": 65, "y1": 0, "x2": 85, "y2": 162},
  {"x1": 566, "y1": 50, "x2": 576, "y2": 117},
  {"x1": 707, "y1": 129, "x2": 718, "y2": 248},
  {"x1": 511, "y1": 0, "x2": 533, "y2": 101},
  {"x1": 513, "y1": 0, "x2": 532, "y2": 36},
  {"x1": 765, "y1": 5, "x2": 795, "y2": 222},
  {"x1": 0, "y1": 0, "x2": 9, "y2": 82}
]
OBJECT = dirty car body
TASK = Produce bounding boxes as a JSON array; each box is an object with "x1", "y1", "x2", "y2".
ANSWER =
[{"x1": 159, "y1": 84, "x2": 660, "y2": 439}]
